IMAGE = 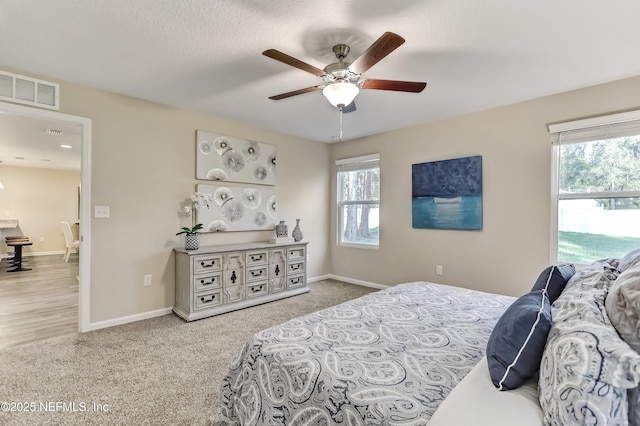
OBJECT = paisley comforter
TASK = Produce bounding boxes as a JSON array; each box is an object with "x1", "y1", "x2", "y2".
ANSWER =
[{"x1": 221, "y1": 282, "x2": 514, "y2": 425}]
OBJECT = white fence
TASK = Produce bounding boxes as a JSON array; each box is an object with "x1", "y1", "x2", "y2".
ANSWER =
[{"x1": 559, "y1": 200, "x2": 640, "y2": 238}]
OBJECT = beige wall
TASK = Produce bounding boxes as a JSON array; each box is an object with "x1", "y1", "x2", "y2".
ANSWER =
[
  {"x1": 4, "y1": 62, "x2": 639, "y2": 324},
  {"x1": 330, "y1": 75, "x2": 640, "y2": 297},
  {"x1": 0, "y1": 165, "x2": 80, "y2": 256},
  {"x1": 0, "y1": 65, "x2": 332, "y2": 324}
]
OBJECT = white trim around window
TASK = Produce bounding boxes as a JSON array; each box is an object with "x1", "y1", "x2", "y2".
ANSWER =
[
  {"x1": 336, "y1": 153, "x2": 380, "y2": 249},
  {"x1": 549, "y1": 109, "x2": 640, "y2": 264}
]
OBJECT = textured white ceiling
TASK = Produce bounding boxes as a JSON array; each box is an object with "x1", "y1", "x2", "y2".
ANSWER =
[{"x1": 1, "y1": 0, "x2": 640, "y2": 152}]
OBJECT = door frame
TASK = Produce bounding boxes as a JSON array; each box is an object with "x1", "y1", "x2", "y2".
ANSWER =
[{"x1": 0, "y1": 101, "x2": 92, "y2": 332}]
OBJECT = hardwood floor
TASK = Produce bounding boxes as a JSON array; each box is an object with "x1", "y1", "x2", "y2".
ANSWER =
[{"x1": 0, "y1": 254, "x2": 78, "y2": 349}]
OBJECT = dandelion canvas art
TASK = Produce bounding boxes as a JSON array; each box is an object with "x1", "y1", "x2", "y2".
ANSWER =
[
  {"x1": 196, "y1": 130, "x2": 276, "y2": 186},
  {"x1": 195, "y1": 184, "x2": 276, "y2": 232},
  {"x1": 412, "y1": 155, "x2": 483, "y2": 230}
]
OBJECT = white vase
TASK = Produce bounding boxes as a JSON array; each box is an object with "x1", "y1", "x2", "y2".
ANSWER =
[
  {"x1": 185, "y1": 232, "x2": 200, "y2": 250},
  {"x1": 292, "y1": 219, "x2": 304, "y2": 242}
]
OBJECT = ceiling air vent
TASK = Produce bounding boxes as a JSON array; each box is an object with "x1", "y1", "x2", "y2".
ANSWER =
[{"x1": 0, "y1": 70, "x2": 59, "y2": 110}]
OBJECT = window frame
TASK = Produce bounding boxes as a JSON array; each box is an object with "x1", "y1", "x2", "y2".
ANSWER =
[
  {"x1": 549, "y1": 110, "x2": 640, "y2": 264},
  {"x1": 336, "y1": 153, "x2": 380, "y2": 249}
]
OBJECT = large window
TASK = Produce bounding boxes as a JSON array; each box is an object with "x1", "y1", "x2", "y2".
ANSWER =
[
  {"x1": 336, "y1": 154, "x2": 380, "y2": 248},
  {"x1": 550, "y1": 111, "x2": 640, "y2": 264}
]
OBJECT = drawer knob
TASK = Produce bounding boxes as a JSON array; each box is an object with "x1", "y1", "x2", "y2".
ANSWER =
[
  {"x1": 231, "y1": 271, "x2": 237, "y2": 284},
  {"x1": 251, "y1": 285, "x2": 263, "y2": 293},
  {"x1": 251, "y1": 270, "x2": 263, "y2": 277},
  {"x1": 274, "y1": 265, "x2": 280, "y2": 276}
]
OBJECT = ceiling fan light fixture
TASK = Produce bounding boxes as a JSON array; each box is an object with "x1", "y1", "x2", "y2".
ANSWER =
[{"x1": 322, "y1": 82, "x2": 359, "y2": 108}]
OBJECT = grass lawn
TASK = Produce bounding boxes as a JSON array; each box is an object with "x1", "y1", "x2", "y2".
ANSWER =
[{"x1": 558, "y1": 231, "x2": 640, "y2": 264}]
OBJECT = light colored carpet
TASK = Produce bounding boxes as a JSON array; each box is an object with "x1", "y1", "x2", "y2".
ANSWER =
[{"x1": 0, "y1": 279, "x2": 376, "y2": 425}]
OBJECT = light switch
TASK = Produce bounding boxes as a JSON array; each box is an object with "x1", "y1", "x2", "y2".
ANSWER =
[{"x1": 94, "y1": 206, "x2": 110, "y2": 218}]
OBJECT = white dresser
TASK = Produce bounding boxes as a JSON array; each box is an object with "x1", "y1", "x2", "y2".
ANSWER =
[{"x1": 173, "y1": 241, "x2": 309, "y2": 321}]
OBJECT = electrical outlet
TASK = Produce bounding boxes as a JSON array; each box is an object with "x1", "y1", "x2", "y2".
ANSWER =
[
  {"x1": 436, "y1": 265, "x2": 443, "y2": 276},
  {"x1": 39, "y1": 237, "x2": 45, "y2": 243},
  {"x1": 143, "y1": 275, "x2": 152, "y2": 286}
]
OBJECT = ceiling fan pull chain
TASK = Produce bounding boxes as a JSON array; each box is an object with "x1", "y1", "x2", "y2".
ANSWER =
[{"x1": 339, "y1": 107, "x2": 344, "y2": 141}]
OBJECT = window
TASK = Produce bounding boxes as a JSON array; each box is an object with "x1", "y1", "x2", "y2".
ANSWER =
[
  {"x1": 336, "y1": 154, "x2": 380, "y2": 248},
  {"x1": 550, "y1": 111, "x2": 640, "y2": 264}
]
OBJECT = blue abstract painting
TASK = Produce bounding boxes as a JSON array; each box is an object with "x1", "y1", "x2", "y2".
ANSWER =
[{"x1": 412, "y1": 155, "x2": 483, "y2": 230}]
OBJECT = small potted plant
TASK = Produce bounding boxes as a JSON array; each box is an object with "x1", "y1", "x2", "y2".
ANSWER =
[{"x1": 177, "y1": 192, "x2": 212, "y2": 250}]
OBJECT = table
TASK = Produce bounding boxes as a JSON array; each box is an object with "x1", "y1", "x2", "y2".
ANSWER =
[{"x1": 6, "y1": 241, "x2": 33, "y2": 272}]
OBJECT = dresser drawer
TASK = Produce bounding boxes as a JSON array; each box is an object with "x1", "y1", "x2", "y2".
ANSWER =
[
  {"x1": 194, "y1": 272, "x2": 222, "y2": 292},
  {"x1": 246, "y1": 281, "x2": 268, "y2": 298},
  {"x1": 194, "y1": 290, "x2": 222, "y2": 310},
  {"x1": 287, "y1": 274, "x2": 305, "y2": 289},
  {"x1": 287, "y1": 246, "x2": 306, "y2": 261},
  {"x1": 246, "y1": 266, "x2": 268, "y2": 282},
  {"x1": 246, "y1": 250, "x2": 268, "y2": 267},
  {"x1": 193, "y1": 255, "x2": 222, "y2": 274},
  {"x1": 288, "y1": 261, "x2": 305, "y2": 275},
  {"x1": 224, "y1": 285, "x2": 245, "y2": 303}
]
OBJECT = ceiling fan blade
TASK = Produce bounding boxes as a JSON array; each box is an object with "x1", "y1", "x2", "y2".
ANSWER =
[
  {"x1": 348, "y1": 32, "x2": 405, "y2": 75},
  {"x1": 268, "y1": 85, "x2": 323, "y2": 100},
  {"x1": 361, "y1": 79, "x2": 427, "y2": 93},
  {"x1": 342, "y1": 101, "x2": 357, "y2": 113},
  {"x1": 263, "y1": 49, "x2": 326, "y2": 77}
]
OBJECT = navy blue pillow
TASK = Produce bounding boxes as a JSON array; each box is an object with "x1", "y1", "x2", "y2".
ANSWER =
[
  {"x1": 486, "y1": 289, "x2": 552, "y2": 390},
  {"x1": 531, "y1": 264, "x2": 575, "y2": 303}
]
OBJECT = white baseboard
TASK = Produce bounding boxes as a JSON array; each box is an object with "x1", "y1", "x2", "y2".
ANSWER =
[
  {"x1": 310, "y1": 274, "x2": 389, "y2": 290},
  {"x1": 25, "y1": 250, "x2": 66, "y2": 257},
  {"x1": 307, "y1": 274, "x2": 332, "y2": 283},
  {"x1": 86, "y1": 276, "x2": 385, "y2": 333},
  {"x1": 87, "y1": 307, "x2": 173, "y2": 331}
]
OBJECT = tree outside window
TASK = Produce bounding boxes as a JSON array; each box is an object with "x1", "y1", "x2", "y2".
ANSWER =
[
  {"x1": 337, "y1": 155, "x2": 380, "y2": 248},
  {"x1": 554, "y1": 132, "x2": 640, "y2": 264}
]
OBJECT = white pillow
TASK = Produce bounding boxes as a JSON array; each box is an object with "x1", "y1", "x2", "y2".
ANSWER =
[
  {"x1": 619, "y1": 249, "x2": 640, "y2": 273},
  {"x1": 429, "y1": 357, "x2": 543, "y2": 426}
]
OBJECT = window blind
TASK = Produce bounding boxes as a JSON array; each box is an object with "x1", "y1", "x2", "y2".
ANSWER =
[
  {"x1": 549, "y1": 109, "x2": 640, "y2": 144},
  {"x1": 335, "y1": 153, "x2": 380, "y2": 172}
]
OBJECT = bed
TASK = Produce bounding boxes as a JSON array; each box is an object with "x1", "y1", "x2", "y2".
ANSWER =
[
  {"x1": 221, "y1": 281, "x2": 514, "y2": 425},
  {"x1": 221, "y1": 252, "x2": 640, "y2": 425}
]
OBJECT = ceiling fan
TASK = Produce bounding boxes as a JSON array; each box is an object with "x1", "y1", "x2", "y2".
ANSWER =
[{"x1": 263, "y1": 31, "x2": 427, "y2": 115}]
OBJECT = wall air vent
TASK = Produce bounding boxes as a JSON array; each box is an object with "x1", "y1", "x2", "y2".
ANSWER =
[{"x1": 0, "y1": 70, "x2": 59, "y2": 110}]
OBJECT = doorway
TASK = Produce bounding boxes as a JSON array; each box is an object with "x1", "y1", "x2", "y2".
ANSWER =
[{"x1": 0, "y1": 101, "x2": 91, "y2": 335}]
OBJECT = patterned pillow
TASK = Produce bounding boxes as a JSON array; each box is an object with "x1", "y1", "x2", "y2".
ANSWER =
[
  {"x1": 606, "y1": 263, "x2": 640, "y2": 426},
  {"x1": 629, "y1": 387, "x2": 640, "y2": 426},
  {"x1": 539, "y1": 262, "x2": 640, "y2": 426},
  {"x1": 606, "y1": 263, "x2": 640, "y2": 352},
  {"x1": 530, "y1": 264, "x2": 575, "y2": 303},
  {"x1": 486, "y1": 290, "x2": 551, "y2": 391}
]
